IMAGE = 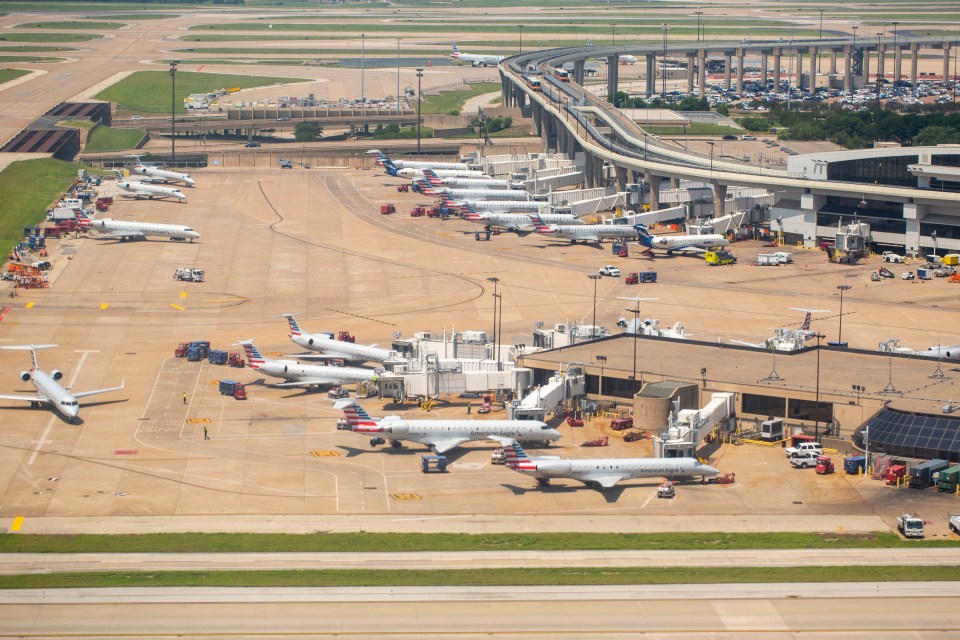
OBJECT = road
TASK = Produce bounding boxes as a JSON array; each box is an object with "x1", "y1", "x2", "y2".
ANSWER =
[{"x1": 1, "y1": 583, "x2": 958, "y2": 639}]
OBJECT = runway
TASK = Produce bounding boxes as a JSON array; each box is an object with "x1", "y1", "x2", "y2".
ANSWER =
[{"x1": 2, "y1": 583, "x2": 959, "y2": 639}]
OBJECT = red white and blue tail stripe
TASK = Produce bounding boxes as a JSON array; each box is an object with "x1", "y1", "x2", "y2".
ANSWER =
[
  {"x1": 237, "y1": 340, "x2": 266, "y2": 369},
  {"x1": 284, "y1": 313, "x2": 302, "y2": 337},
  {"x1": 501, "y1": 440, "x2": 537, "y2": 471},
  {"x1": 337, "y1": 400, "x2": 382, "y2": 432}
]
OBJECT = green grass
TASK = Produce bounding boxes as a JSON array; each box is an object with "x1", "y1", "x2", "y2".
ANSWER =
[
  {"x1": 0, "y1": 55, "x2": 65, "y2": 63},
  {"x1": 643, "y1": 123, "x2": 745, "y2": 136},
  {"x1": 0, "y1": 32, "x2": 100, "y2": 42},
  {"x1": 0, "y1": 45, "x2": 76, "y2": 52},
  {"x1": 0, "y1": 68, "x2": 29, "y2": 83},
  {"x1": 14, "y1": 21, "x2": 125, "y2": 30},
  {"x1": 3, "y1": 531, "x2": 956, "y2": 554},
  {"x1": 371, "y1": 126, "x2": 434, "y2": 140},
  {"x1": 0, "y1": 159, "x2": 83, "y2": 255},
  {"x1": 420, "y1": 82, "x2": 501, "y2": 115},
  {"x1": 91, "y1": 14, "x2": 180, "y2": 20},
  {"x1": 84, "y1": 126, "x2": 144, "y2": 153},
  {"x1": 57, "y1": 119, "x2": 95, "y2": 129},
  {"x1": 0, "y1": 565, "x2": 958, "y2": 590},
  {"x1": 95, "y1": 71, "x2": 311, "y2": 115}
]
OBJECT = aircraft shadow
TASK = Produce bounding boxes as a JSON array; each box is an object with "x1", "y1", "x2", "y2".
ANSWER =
[
  {"x1": 500, "y1": 482, "x2": 625, "y2": 501},
  {"x1": 82, "y1": 398, "x2": 129, "y2": 410}
]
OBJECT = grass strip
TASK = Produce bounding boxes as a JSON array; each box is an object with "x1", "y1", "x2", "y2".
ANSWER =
[
  {"x1": 0, "y1": 158, "x2": 83, "y2": 255},
  {"x1": 13, "y1": 21, "x2": 125, "y2": 30},
  {"x1": 420, "y1": 82, "x2": 501, "y2": 115},
  {"x1": 2, "y1": 531, "x2": 957, "y2": 554},
  {"x1": 1, "y1": 565, "x2": 959, "y2": 589},
  {"x1": 84, "y1": 126, "x2": 145, "y2": 153},
  {"x1": 0, "y1": 68, "x2": 29, "y2": 83},
  {"x1": 0, "y1": 32, "x2": 99, "y2": 42}
]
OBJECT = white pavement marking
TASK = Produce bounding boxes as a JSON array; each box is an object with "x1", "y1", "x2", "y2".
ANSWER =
[{"x1": 27, "y1": 350, "x2": 97, "y2": 465}]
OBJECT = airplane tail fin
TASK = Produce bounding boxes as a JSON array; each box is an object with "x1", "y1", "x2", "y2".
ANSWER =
[
  {"x1": 799, "y1": 311, "x2": 812, "y2": 332},
  {"x1": 633, "y1": 224, "x2": 653, "y2": 246},
  {"x1": 493, "y1": 437, "x2": 537, "y2": 470},
  {"x1": 451, "y1": 42, "x2": 461, "y2": 58},
  {"x1": 0, "y1": 344, "x2": 57, "y2": 371},
  {"x1": 283, "y1": 313, "x2": 302, "y2": 337},
  {"x1": 531, "y1": 213, "x2": 552, "y2": 234},
  {"x1": 382, "y1": 159, "x2": 401, "y2": 176},
  {"x1": 234, "y1": 339, "x2": 266, "y2": 369},
  {"x1": 333, "y1": 398, "x2": 382, "y2": 432},
  {"x1": 422, "y1": 169, "x2": 442, "y2": 185}
]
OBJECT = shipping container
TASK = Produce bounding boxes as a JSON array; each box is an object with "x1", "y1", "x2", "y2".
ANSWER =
[{"x1": 908, "y1": 459, "x2": 949, "y2": 489}]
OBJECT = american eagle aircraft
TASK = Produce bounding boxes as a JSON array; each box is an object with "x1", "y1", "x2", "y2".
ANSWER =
[
  {"x1": 533, "y1": 214, "x2": 640, "y2": 243},
  {"x1": 367, "y1": 149, "x2": 476, "y2": 171},
  {"x1": 634, "y1": 224, "x2": 728, "y2": 254},
  {"x1": 335, "y1": 399, "x2": 561, "y2": 454},
  {"x1": 450, "y1": 43, "x2": 505, "y2": 67},
  {"x1": 282, "y1": 314, "x2": 392, "y2": 364},
  {"x1": 113, "y1": 171, "x2": 187, "y2": 202},
  {"x1": 491, "y1": 437, "x2": 720, "y2": 489},
  {"x1": 0, "y1": 345, "x2": 124, "y2": 424},
  {"x1": 419, "y1": 169, "x2": 519, "y2": 190},
  {"x1": 383, "y1": 160, "x2": 484, "y2": 180},
  {"x1": 89, "y1": 218, "x2": 200, "y2": 242},
  {"x1": 432, "y1": 187, "x2": 530, "y2": 201},
  {"x1": 439, "y1": 194, "x2": 547, "y2": 215},
  {"x1": 464, "y1": 210, "x2": 583, "y2": 231},
  {"x1": 236, "y1": 340, "x2": 377, "y2": 389},
  {"x1": 130, "y1": 156, "x2": 195, "y2": 187}
]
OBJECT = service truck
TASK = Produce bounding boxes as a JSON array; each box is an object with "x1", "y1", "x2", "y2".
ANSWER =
[
  {"x1": 896, "y1": 513, "x2": 925, "y2": 538},
  {"x1": 949, "y1": 514, "x2": 960, "y2": 535}
]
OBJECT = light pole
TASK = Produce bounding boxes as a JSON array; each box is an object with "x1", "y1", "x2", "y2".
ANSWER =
[
  {"x1": 836, "y1": 284, "x2": 851, "y2": 346},
  {"x1": 819, "y1": 8, "x2": 824, "y2": 41},
  {"x1": 661, "y1": 23, "x2": 670, "y2": 97},
  {"x1": 486, "y1": 276, "x2": 499, "y2": 355},
  {"x1": 876, "y1": 32, "x2": 883, "y2": 111},
  {"x1": 416, "y1": 67, "x2": 424, "y2": 154},
  {"x1": 518, "y1": 25, "x2": 523, "y2": 55},
  {"x1": 706, "y1": 140, "x2": 714, "y2": 172},
  {"x1": 588, "y1": 274, "x2": 602, "y2": 337},
  {"x1": 596, "y1": 354, "x2": 607, "y2": 397},
  {"x1": 932, "y1": 230, "x2": 938, "y2": 259},
  {"x1": 361, "y1": 33, "x2": 366, "y2": 117},
  {"x1": 396, "y1": 37, "x2": 401, "y2": 116},
  {"x1": 169, "y1": 60, "x2": 178, "y2": 164},
  {"x1": 695, "y1": 11, "x2": 703, "y2": 44},
  {"x1": 852, "y1": 384, "x2": 864, "y2": 404},
  {"x1": 814, "y1": 332, "x2": 825, "y2": 441},
  {"x1": 611, "y1": 23, "x2": 616, "y2": 46},
  {"x1": 892, "y1": 21, "x2": 899, "y2": 85},
  {"x1": 625, "y1": 300, "x2": 642, "y2": 395}
]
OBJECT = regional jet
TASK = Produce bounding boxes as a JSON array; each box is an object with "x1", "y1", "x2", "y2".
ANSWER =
[
  {"x1": 130, "y1": 156, "x2": 195, "y2": 187},
  {"x1": 491, "y1": 437, "x2": 719, "y2": 489},
  {"x1": 281, "y1": 314, "x2": 392, "y2": 364},
  {"x1": 533, "y1": 215, "x2": 640, "y2": 243},
  {"x1": 432, "y1": 187, "x2": 530, "y2": 201},
  {"x1": 634, "y1": 224, "x2": 728, "y2": 254},
  {"x1": 383, "y1": 161, "x2": 484, "y2": 180},
  {"x1": 440, "y1": 195, "x2": 547, "y2": 215},
  {"x1": 463, "y1": 210, "x2": 583, "y2": 231},
  {"x1": 335, "y1": 398, "x2": 561, "y2": 454},
  {"x1": 730, "y1": 308, "x2": 829, "y2": 351},
  {"x1": 89, "y1": 218, "x2": 200, "y2": 242},
  {"x1": 235, "y1": 340, "x2": 377, "y2": 389},
  {"x1": 0, "y1": 345, "x2": 124, "y2": 424},
  {"x1": 450, "y1": 43, "x2": 505, "y2": 67},
  {"x1": 419, "y1": 169, "x2": 519, "y2": 190},
  {"x1": 114, "y1": 171, "x2": 187, "y2": 202},
  {"x1": 368, "y1": 150, "x2": 476, "y2": 171}
]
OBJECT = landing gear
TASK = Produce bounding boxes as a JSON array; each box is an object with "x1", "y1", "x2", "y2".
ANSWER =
[
  {"x1": 390, "y1": 439, "x2": 404, "y2": 448},
  {"x1": 536, "y1": 477, "x2": 551, "y2": 487}
]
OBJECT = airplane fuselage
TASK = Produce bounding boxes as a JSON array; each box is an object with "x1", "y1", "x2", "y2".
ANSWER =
[
  {"x1": 518, "y1": 457, "x2": 720, "y2": 486},
  {"x1": 643, "y1": 234, "x2": 729, "y2": 252},
  {"x1": 117, "y1": 180, "x2": 187, "y2": 202},
  {"x1": 352, "y1": 418, "x2": 561, "y2": 448},
  {"x1": 435, "y1": 188, "x2": 529, "y2": 201},
  {"x1": 28, "y1": 369, "x2": 81, "y2": 421},
  {"x1": 91, "y1": 219, "x2": 200, "y2": 242},
  {"x1": 291, "y1": 333, "x2": 391, "y2": 364},
  {"x1": 133, "y1": 165, "x2": 195, "y2": 187},
  {"x1": 539, "y1": 224, "x2": 639, "y2": 242},
  {"x1": 420, "y1": 177, "x2": 514, "y2": 189},
  {"x1": 466, "y1": 212, "x2": 582, "y2": 230},
  {"x1": 254, "y1": 360, "x2": 375, "y2": 386},
  {"x1": 396, "y1": 168, "x2": 485, "y2": 179}
]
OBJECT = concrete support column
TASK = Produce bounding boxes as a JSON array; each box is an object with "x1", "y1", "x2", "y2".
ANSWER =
[
  {"x1": 829, "y1": 50, "x2": 838, "y2": 75},
  {"x1": 894, "y1": 46, "x2": 902, "y2": 84},
  {"x1": 843, "y1": 46, "x2": 853, "y2": 93},
  {"x1": 532, "y1": 102, "x2": 542, "y2": 137},
  {"x1": 615, "y1": 165, "x2": 628, "y2": 192},
  {"x1": 796, "y1": 50, "x2": 804, "y2": 90},
  {"x1": 773, "y1": 51, "x2": 782, "y2": 89},
  {"x1": 943, "y1": 44, "x2": 951, "y2": 82},
  {"x1": 697, "y1": 50, "x2": 706, "y2": 96},
  {"x1": 646, "y1": 54, "x2": 657, "y2": 96},
  {"x1": 863, "y1": 45, "x2": 870, "y2": 85},
  {"x1": 761, "y1": 51, "x2": 769, "y2": 88},
  {"x1": 877, "y1": 44, "x2": 885, "y2": 85},
  {"x1": 736, "y1": 49, "x2": 745, "y2": 92},
  {"x1": 573, "y1": 59, "x2": 585, "y2": 85},
  {"x1": 903, "y1": 202, "x2": 928, "y2": 256},
  {"x1": 687, "y1": 54, "x2": 695, "y2": 94},
  {"x1": 800, "y1": 192, "x2": 827, "y2": 247},
  {"x1": 711, "y1": 183, "x2": 727, "y2": 217},
  {"x1": 540, "y1": 114, "x2": 552, "y2": 153},
  {"x1": 808, "y1": 46, "x2": 817, "y2": 93},
  {"x1": 910, "y1": 44, "x2": 919, "y2": 89},
  {"x1": 724, "y1": 54, "x2": 732, "y2": 90},
  {"x1": 607, "y1": 55, "x2": 619, "y2": 98},
  {"x1": 647, "y1": 174, "x2": 663, "y2": 211}
]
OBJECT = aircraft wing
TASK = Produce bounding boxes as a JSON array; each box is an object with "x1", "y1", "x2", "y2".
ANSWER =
[
  {"x1": 579, "y1": 473, "x2": 624, "y2": 489},
  {"x1": 72, "y1": 380, "x2": 124, "y2": 399},
  {"x1": 0, "y1": 393, "x2": 45, "y2": 403},
  {"x1": 103, "y1": 230, "x2": 145, "y2": 239},
  {"x1": 274, "y1": 378, "x2": 341, "y2": 387},
  {"x1": 673, "y1": 245, "x2": 709, "y2": 254},
  {"x1": 415, "y1": 436, "x2": 471, "y2": 454},
  {"x1": 283, "y1": 352, "x2": 352, "y2": 362}
]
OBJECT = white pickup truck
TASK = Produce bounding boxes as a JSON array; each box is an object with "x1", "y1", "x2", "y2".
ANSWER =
[
  {"x1": 950, "y1": 514, "x2": 960, "y2": 535},
  {"x1": 790, "y1": 451, "x2": 820, "y2": 469}
]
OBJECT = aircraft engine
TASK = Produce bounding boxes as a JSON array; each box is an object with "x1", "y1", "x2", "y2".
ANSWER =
[
  {"x1": 50, "y1": 370, "x2": 64, "y2": 381},
  {"x1": 655, "y1": 238, "x2": 669, "y2": 247},
  {"x1": 20, "y1": 371, "x2": 31, "y2": 382},
  {"x1": 307, "y1": 338, "x2": 314, "y2": 346},
  {"x1": 472, "y1": 61, "x2": 480, "y2": 67}
]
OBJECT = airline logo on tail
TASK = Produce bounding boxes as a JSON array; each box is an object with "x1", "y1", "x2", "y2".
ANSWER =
[
  {"x1": 500, "y1": 440, "x2": 537, "y2": 471},
  {"x1": 284, "y1": 314, "x2": 302, "y2": 337},
  {"x1": 336, "y1": 400, "x2": 382, "y2": 432},
  {"x1": 451, "y1": 43, "x2": 461, "y2": 59},
  {"x1": 531, "y1": 214, "x2": 554, "y2": 234},
  {"x1": 799, "y1": 312, "x2": 813, "y2": 332},
  {"x1": 422, "y1": 169, "x2": 443, "y2": 185},
  {"x1": 634, "y1": 224, "x2": 654, "y2": 247},
  {"x1": 237, "y1": 340, "x2": 266, "y2": 369},
  {"x1": 382, "y1": 159, "x2": 401, "y2": 176}
]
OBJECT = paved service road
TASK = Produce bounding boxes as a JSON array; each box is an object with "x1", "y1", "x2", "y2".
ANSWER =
[
  {"x1": 3, "y1": 548, "x2": 960, "y2": 574},
  {"x1": 1, "y1": 583, "x2": 959, "y2": 639}
]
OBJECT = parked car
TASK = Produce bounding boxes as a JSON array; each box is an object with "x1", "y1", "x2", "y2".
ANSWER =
[
  {"x1": 599, "y1": 265, "x2": 621, "y2": 277},
  {"x1": 785, "y1": 441, "x2": 823, "y2": 458},
  {"x1": 244, "y1": 142, "x2": 261, "y2": 148}
]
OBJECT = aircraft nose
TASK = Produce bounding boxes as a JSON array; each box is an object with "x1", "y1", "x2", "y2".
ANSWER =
[{"x1": 701, "y1": 465, "x2": 721, "y2": 476}]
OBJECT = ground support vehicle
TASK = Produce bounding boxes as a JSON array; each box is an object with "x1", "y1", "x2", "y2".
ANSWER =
[
  {"x1": 815, "y1": 456, "x2": 835, "y2": 474},
  {"x1": 658, "y1": 480, "x2": 675, "y2": 498},
  {"x1": 380, "y1": 204, "x2": 396, "y2": 215},
  {"x1": 175, "y1": 340, "x2": 210, "y2": 359},
  {"x1": 327, "y1": 386, "x2": 349, "y2": 400},
  {"x1": 844, "y1": 455, "x2": 866, "y2": 474},
  {"x1": 397, "y1": 184, "x2": 409, "y2": 192},
  {"x1": 897, "y1": 513, "x2": 925, "y2": 538},
  {"x1": 705, "y1": 250, "x2": 737, "y2": 266},
  {"x1": 421, "y1": 455, "x2": 448, "y2": 473},
  {"x1": 937, "y1": 464, "x2": 960, "y2": 492},
  {"x1": 886, "y1": 464, "x2": 907, "y2": 485},
  {"x1": 582, "y1": 436, "x2": 609, "y2": 447},
  {"x1": 208, "y1": 349, "x2": 228, "y2": 365},
  {"x1": 491, "y1": 449, "x2": 506, "y2": 465},
  {"x1": 623, "y1": 430, "x2": 645, "y2": 442},
  {"x1": 598, "y1": 265, "x2": 621, "y2": 277},
  {"x1": 625, "y1": 272, "x2": 639, "y2": 285},
  {"x1": 950, "y1": 514, "x2": 960, "y2": 534},
  {"x1": 227, "y1": 352, "x2": 245, "y2": 368},
  {"x1": 610, "y1": 417, "x2": 633, "y2": 431},
  {"x1": 785, "y1": 441, "x2": 823, "y2": 458},
  {"x1": 410, "y1": 207, "x2": 425, "y2": 217},
  {"x1": 908, "y1": 459, "x2": 949, "y2": 489},
  {"x1": 790, "y1": 451, "x2": 819, "y2": 468},
  {"x1": 638, "y1": 271, "x2": 657, "y2": 283},
  {"x1": 174, "y1": 267, "x2": 205, "y2": 282},
  {"x1": 705, "y1": 473, "x2": 736, "y2": 484},
  {"x1": 218, "y1": 380, "x2": 247, "y2": 400},
  {"x1": 338, "y1": 331, "x2": 355, "y2": 343},
  {"x1": 565, "y1": 413, "x2": 584, "y2": 427}
]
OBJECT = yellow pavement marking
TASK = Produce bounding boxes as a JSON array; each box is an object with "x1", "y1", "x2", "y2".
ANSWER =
[
  {"x1": 203, "y1": 297, "x2": 247, "y2": 302},
  {"x1": 186, "y1": 417, "x2": 211, "y2": 424},
  {"x1": 179, "y1": 292, "x2": 187, "y2": 299},
  {"x1": 391, "y1": 493, "x2": 422, "y2": 501},
  {"x1": 311, "y1": 450, "x2": 340, "y2": 457},
  {"x1": 100, "y1": 303, "x2": 108, "y2": 310},
  {"x1": 169, "y1": 303, "x2": 184, "y2": 310},
  {"x1": 10, "y1": 516, "x2": 23, "y2": 532},
  {"x1": 207, "y1": 380, "x2": 220, "y2": 385},
  {"x1": 24, "y1": 302, "x2": 33, "y2": 309},
  {"x1": 266, "y1": 351, "x2": 284, "y2": 356}
]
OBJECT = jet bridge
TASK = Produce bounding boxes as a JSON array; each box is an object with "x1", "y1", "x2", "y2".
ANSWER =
[
  {"x1": 509, "y1": 366, "x2": 586, "y2": 421},
  {"x1": 653, "y1": 392, "x2": 735, "y2": 458}
]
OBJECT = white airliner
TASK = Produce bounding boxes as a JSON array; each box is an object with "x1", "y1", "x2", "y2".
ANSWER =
[
  {"x1": 450, "y1": 42, "x2": 505, "y2": 67},
  {"x1": 879, "y1": 339, "x2": 960, "y2": 361},
  {"x1": 418, "y1": 170, "x2": 518, "y2": 190},
  {"x1": 731, "y1": 308, "x2": 828, "y2": 351},
  {"x1": 533, "y1": 215, "x2": 640, "y2": 243},
  {"x1": 367, "y1": 149, "x2": 475, "y2": 171},
  {"x1": 440, "y1": 194, "x2": 546, "y2": 215},
  {"x1": 386, "y1": 162, "x2": 485, "y2": 180},
  {"x1": 113, "y1": 171, "x2": 187, "y2": 202},
  {"x1": 618, "y1": 54, "x2": 638, "y2": 65},
  {"x1": 236, "y1": 340, "x2": 377, "y2": 388},
  {"x1": 131, "y1": 156, "x2": 195, "y2": 187},
  {"x1": 282, "y1": 314, "x2": 392, "y2": 364},
  {"x1": 464, "y1": 210, "x2": 583, "y2": 230},
  {"x1": 89, "y1": 218, "x2": 200, "y2": 242},
  {"x1": 635, "y1": 224, "x2": 728, "y2": 254},
  {"x1": 0, "y1": 345, "x2": 124, "y2": 424},
  {"x1": 491, "y1": 437, "x2": 719, "y2": 489},
  {"x1": 336, "y1": 399, "x2": 561, "y2": 454},
  {"x1": 432, "y1": 187, "x2": 530, "y2": 201}
]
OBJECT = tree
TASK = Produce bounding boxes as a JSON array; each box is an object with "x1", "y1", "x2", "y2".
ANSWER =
[
  {"x1": 715, "y1": 103, "x2": 730, "y2": 117},
  {"x1": 294, "y1": 121, "x2": 322, "y2": 142},
  {"x1": 914, "y1": 125, "x2": 960, "y2": 146}
]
